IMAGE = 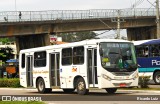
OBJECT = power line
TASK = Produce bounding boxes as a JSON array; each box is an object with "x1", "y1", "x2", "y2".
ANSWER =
[
  {"x1": 95, "y1": 30, "x2": 110, "y2": 36},
  {"x1": 135, "y1": 0, "x2": 145, "y2": 7},
  {"x1": 146, "y1": 0, "x2": 156, "y2": 7},
  {"x1": 141, "y1": 4, "x2": 154, "y2": 15},
  {"x1": 131, "y1": 0, "x2": 145, "y2": 9},
  {"x1": 97, "y1": 18, "x2": 116, "y2": 30}
]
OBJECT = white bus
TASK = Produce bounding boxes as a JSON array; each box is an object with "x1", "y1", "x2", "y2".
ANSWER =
[{"x1": 19, "y1": 39, "x2": 138, "y2": 95}]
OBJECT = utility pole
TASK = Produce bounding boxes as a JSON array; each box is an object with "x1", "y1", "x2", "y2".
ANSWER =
[
  {"x1": 156, "y1": 0, "x2": 160, "y2": 38},
  {"x1": 111, "y1": 10, "x2": 125, "y2": 39},
  {"x1": 117, "y1": 10, "x2": 121, "y2": 39}
]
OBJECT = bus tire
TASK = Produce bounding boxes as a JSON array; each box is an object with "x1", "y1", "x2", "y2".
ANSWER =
[
  {"x1": 105, "y1": 88, "x2": 117, "y2": 94},
  {"x1": 76, "y1": 77, "x2": 89, "y2": 95},
  {"x1": 63, "y1": 89, "x2": 75, "y2": 93},
  {"x1": 37, "y1": 78, "x2": 47, "y2": 93},
  {"x1": 153, "y1": 71, "x2": 160, "y2": 84}
]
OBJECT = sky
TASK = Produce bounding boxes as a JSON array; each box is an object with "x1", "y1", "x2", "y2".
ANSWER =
[
  {"x1": 0, "y1": 0, "x2": 156, "y2": 11},
  {"x1": 0, "y1": 0, "x2": 157, "y2": 38}
]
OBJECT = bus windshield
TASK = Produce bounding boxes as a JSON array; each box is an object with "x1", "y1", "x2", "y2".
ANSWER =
[{"x1": 99, "y1": 42, "x2": 137, "y2": 72}]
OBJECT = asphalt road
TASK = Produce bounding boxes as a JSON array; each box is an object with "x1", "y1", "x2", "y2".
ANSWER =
[
  {"x1": 0, "y1": 88, "x2": 160, "y2": 104},
  {"x1": 0, "y1": 80, "x2": 160, "y2": 104}
]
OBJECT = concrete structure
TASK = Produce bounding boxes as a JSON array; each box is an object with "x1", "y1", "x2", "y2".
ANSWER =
[{"x1": 0, "y1": 9, "x2": 159, "y2": 50}]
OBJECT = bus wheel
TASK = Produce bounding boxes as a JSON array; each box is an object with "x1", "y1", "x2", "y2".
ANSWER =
[
  {"x1": 153, "y1": 71, "x2": 160, "y2": 84},
  {"x1": 76, "y1": 77, "x2": 89, "y2": 95},
  {"x1": 105, "y1": 88, "x2": 117, "y2": 94},
  {"x1": 37, "y1": 78, "x2": 46, "y2": 93},
  {"x1": 63, "y1": 89, "x2": 75, "y2": 93}
]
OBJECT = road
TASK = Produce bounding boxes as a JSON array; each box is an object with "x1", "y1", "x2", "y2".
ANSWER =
[{"x1": 0, "y1": 88, "x2": 160, "y2": 104}]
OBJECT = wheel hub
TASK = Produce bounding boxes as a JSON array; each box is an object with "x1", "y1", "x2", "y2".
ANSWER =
[
  {"x1": 39, "y1": 81, "x2": 44, "y2": 91},
  {"x1": 78, "y1": 81, "x2": 84, "y2": 91},
  {"x1": 156, "y1": 74, "x2": 160, "y2": 83}
]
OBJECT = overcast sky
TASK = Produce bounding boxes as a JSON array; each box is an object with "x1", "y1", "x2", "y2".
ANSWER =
[
  {"x1": 0, "y1": 0, "x2": 157, "y2": 38},
  {"x1": 0, "y1": 0, "x2": 156, "y2": 11}
]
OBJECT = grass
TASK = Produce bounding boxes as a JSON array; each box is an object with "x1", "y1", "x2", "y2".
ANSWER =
[{"x1": 0, "y1": 101, "x2": 44, "y2": 104}]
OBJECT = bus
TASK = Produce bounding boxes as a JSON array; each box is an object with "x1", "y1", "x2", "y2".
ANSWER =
[
  {"x1": 19, "y1": 39, "x2": 138, "y2": 95},
  {"x1": 133, "y1": 39, "x2": 160, "y2": 84}
]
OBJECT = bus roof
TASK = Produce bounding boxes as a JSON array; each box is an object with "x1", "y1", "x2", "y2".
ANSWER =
[
  {"x1": 133, "y1": 39, "x2": 160, "y2": 46},
  {"x1": 20, "y1": 39, "x2": 131, "y2": 53}
]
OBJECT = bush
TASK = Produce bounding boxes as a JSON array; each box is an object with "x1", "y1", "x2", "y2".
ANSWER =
[
  {"x1": 0, "y1": 78, "x2": 21, "y2": 88},
  {"x1": 139, "y1": 76, "x2": 150, "y2": 88}
]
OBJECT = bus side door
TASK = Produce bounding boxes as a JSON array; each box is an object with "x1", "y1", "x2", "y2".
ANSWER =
[
  {"x1": 87, "y1": 48, "x2": 98, "y2": 87},
  {"x1": 26, "y1": 55, "x2": 33, "y2": 87},
  {"x1": 50, "y1": 53, "x2": 60, "y2": 87}
]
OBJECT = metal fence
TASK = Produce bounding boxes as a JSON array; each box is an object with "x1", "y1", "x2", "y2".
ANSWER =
[{"x1": 0, "y1": 8, "x2": 158, "y2": 22}]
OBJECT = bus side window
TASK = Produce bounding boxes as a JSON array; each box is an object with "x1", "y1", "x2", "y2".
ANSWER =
[
  {"x1": 73, "y1": 46, "x2": 84, "y2": 65},
  {"x1": 144, "y1": 47, "x2": 149, "y2": 57},
  {"x1": 62, "y1": 48, "x2": 72, "y2": 65},
  {"x1": 151, "y1": 44, "x2": 160, "y2": 57},
  {"x1": 135, "y1": 46, "x2": 143, "y2": 57},
  {"x1": 136, "y1": 46, "x2": 149, "y2": 57},
  {"x1": 34, "y1": 51, "x2": 46, "y2": 67},
  {"x1": 21, "y1": 54, "x2": 25, "y2": 68}
]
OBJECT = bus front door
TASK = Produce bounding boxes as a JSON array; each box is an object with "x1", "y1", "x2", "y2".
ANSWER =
[
  {"x1": 50, "y1": 53, "x2": 60, "y2": 87},
  {"x1": 87, "y1": 49, "x2": 98, "y2": 87},
  {"x1": 26, "y1": 55, "x2": 33, "y2": 87}
]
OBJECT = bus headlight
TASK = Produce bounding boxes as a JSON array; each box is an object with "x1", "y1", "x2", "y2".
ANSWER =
[{"x1": 102, "y1": 74, "x2": 111, "y2": 81}]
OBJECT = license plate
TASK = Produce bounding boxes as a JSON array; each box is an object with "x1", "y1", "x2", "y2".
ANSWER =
[{"x1": 120, "y1": 83, "x2": 126, "y2": 87}]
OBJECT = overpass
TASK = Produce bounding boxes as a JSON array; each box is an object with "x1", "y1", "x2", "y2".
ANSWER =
[{"x1": 0, "y1": 8, "x2": 159, "y2": 50}]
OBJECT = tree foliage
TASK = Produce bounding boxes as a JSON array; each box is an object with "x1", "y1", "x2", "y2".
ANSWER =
[
  {"x1": 57, "y1": 31, "x2": 99, "y2": 42},
  {"x1": 0, "y1": 37, "x2": 15, "y2": 45},
  {"x1": 0, "y1": 38, "x2": 9, "y2": 45},
  {"x1": 0, "y1": 47, "x2": 13, "y2": 64}
]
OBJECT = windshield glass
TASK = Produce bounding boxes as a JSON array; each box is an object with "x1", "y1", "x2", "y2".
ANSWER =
[{"x1": 99, "y1": 42, "x2": 137, "y2": 72}]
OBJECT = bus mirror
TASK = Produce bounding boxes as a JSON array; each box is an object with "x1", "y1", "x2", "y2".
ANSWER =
[{"x1": 138, "y1": 64, "x2": 141, "y2": 67}]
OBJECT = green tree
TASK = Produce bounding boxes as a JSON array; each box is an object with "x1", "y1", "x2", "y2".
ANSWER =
[
  {"x1": 0, "y1": 47, "x2": 13, "y2": 65},
  {"x1": 0, "y1": 37, "x2": 15, "y2": 45},
  {"x1": 0, "y1": 38, "x2": 9, "y2": 44},
  {"x1": 58, "y1": 31, "x2": 99, "y2": 42}
]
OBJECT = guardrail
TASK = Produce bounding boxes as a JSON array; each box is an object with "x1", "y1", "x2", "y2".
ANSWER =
[{"x1": 0, "y1": 8, "x2": 158, "y2": 22}]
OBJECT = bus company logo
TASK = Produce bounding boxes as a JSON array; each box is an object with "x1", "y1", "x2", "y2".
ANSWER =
[
  {"x1": 2, "y1": 96, "x2": 11, "y2": 101},
  {"x1": 152, "y1": 60, "x2": 160, "y2": 65},
  {"x1": 72, "y1": 68, "x2": 77, "y2": 72}
]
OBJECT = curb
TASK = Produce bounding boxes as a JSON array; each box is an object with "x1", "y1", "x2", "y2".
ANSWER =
[
  {"x1": 0, "y1": 88, "x2": 160, "y2": 93},
  {"x1": 118, "y1": 89, "x2": 160, "y2": 93}
]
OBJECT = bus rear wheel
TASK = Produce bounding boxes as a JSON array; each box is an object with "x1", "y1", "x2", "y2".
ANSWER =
[
  {"x1": 153, "y1": 71, "x2": 160, "y2": 84},
  {"x1": 105, "y1": 88, "x2": 117, "y2": 94},
  {"x1": 37, "y1": 78, "x2": 52, "y2": 93},
  {"x1": 76, "y1": 77, "x2": 89, "y2": 95}
]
